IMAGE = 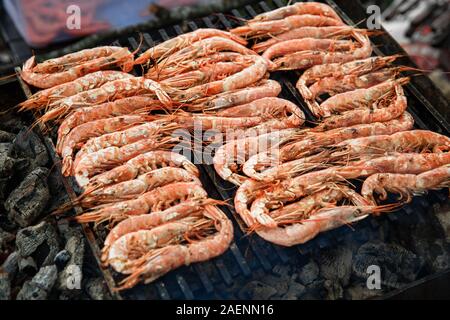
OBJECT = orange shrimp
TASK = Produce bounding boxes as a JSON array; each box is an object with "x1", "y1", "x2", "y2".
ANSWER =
[
  {"x1": 248, "y1": 2, "x2": 343, "y2": 23},
  {"x1": 317, "y1": 77, "x2": 409, "y2": 118},
  {"x1": 58, "y1": 115, "x2": 154, "y2": 176},
  {"x1": 175, "y1": 55, "x2": 269, "y2": 100},
  {"x1": 87, "y1": 151, "x2": 198, "y2": 190},
  {"x1": 77, "y1": 167, "x2": 201, "y2": 208},
  {"x1": 57, "y1": 96, "x2": 164, "y2": 147},
  {"x1": 190, "y1": 79, "x2": 281, "y2": 112},
  {"x1": 213, "y1": 128, "x2": 303, "y2": 185},
  {"x1": 272, "y1": 31, "x2": 372, "y2": 71},
  {"x1": 115, "y1": 205, "x2": 233, "y2": 290},
  {"x1": 18, "y1": 71, "x2": 133, "y2": 112},
  {"x1": 40, "y1": 77, "x2": 171, "y2": 124},
  {"x1": 134, "y1": 28, "x2": 247, "y2": 65},
  {"x1": 72, "y1": 120, "x2": 179, "y2": 169},
  {"x1": 297, "y1": 55, "x2": 400, "y2": 98},
  {"x1": 231, "y1": 14, "x2": 344, "y2": 38},
  {"x1": 313, "y1": 83, "x2": 407, "y2": 130},
  {"x1": 361, "y1": 165, "x2": 450, "y2": 204},
  {"x1": 74, "y1": 136, "x2": 177, "y2": 187},
  {"x1": 102, "y1": 198, "x2": 216, "y2": 261},
  {"x1": 75, "y1": 182, "x2": 208, "y2": 224},
  {"x1": 252, "y1": 26, "x2": 357, "y2": 53},
  {"x1": 21, "y1": 47, "x2": 134, "y2": 88}
]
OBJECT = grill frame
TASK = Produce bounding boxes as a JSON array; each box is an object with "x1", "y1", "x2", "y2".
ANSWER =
[{"x1": 8, "y1": 0, "x2": 450, "y2": 300}]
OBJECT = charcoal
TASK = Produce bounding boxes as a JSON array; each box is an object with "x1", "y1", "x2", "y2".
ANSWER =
[
  {"x1": 271, "y1": 264, "x2": 291, "y2": 278},
  {"x1": 324, "y1": 280, "x2": 344, "y2": 300},
  {"x1": 0, "y1": 143, "x2": 16, "y2": 193},
  {"x1": 54, "y1": 250, "x2": 71, "y2": 271},
  {"x1": 18, "y1": 256, "x2": 37, "y2": 275},
  {"x1": 15, "y1": 221, "x2": 60, "y2": 267},
  {"x1": 238, "y1": 281, "x2": 277, "y2": 300},
  {"x1": 58, "y1": 230, "x2": 85, "y2": 292},
  {"x1": 434, "y1": 204, "x2": 450, "y2": 241},
  {"x1": 317, "y1": 246, "x2": 352, "y2": 287},
  {"x1": 5, "y1": 167, "x2": 50, "y2": 227},
  {"x1": 2, "y1": 251, "x2": 19, "y2": 280},
  {"x1": 46, "y1": 169, "x2": 70, "y2": 212},
  {"x1": 411, "y1": 238, "x2": 450, "y2": 273},
  {"x1": 353, "y1": 241, "x2": 424, "y2": 289},
  {"x1": 16, "y1": 265, "x2": 58, "y2": 300},
  {"x1": 0, "y1": 273, "x2": 11, "y2": 300},
  {"x1": 297, "y1": 260, "x2": 319, "y2": 286},
  {"x1": 345, "y1": 282, "x2": 383, "y2": 300},
  {"x1": 0, "y1": 130, "x2": 14, "y2": 143},
  {"x1": 86, "y1": 277, "x2": 111, "y2": 300},
  {"x1": 282, "y1": 280, "x2": 306, "y2": 300},
  {"x1": 12, "y1": 128, "x2": 49, "y2": 174},
  {"x1": 261, "y1": 274, "x2": 288, "y2": 296},
  {"x1": 0, "y1": 227, "x2": 14, "y2": 253}
]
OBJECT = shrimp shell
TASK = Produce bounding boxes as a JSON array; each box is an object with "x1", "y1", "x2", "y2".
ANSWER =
[
  {"x1": 21, "y1": 47, "x2": 134, "y2": 88},
  {"x1": 87, "y1": 151, "x2": 198, "y2": 190},
  {"x1": 74, "y1": 136, "x2": 177, "y2": 187},
  {"x1": 135, "y1": 28, "x2": 247, "y2": 65},
  {"x1": 75, "y1": 182, "x2": 208, "y2": 225},
  {"x1": 18, "y1": 71, "x2": 133, "y2": 112}
]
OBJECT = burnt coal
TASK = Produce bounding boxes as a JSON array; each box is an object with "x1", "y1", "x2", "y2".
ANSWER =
[
  {"x1": 0, "y1": 130, "x2": 15, "y2": 143},
  {"x1": 0, "y1": 272, "x2": 11, "y2": 300},
  {"x1": 5, "y1": 167, "x2": 50, "y2": 227},
  {"x1": 58, "y1": 230, "x2": 85, "y2": 294},
  {"x1": 86, "y1": 277, "x2": 112, "y2": 300},
  {"x1": 297, "y1": 260, "x2": 319, "y2": 286},
  {"x1": 54, "y1": 249, "x2": 71, "y2": 271},
  {"x1": 16, "y1": 265, "x2": 57, "y2": 300},
  {"x1": 12, "y1": 129, "x2": 49, "y2": 176},
  {"x1": 316, "y1": 246, "x2": 353, "y2": 287},
  {"x1": 0, "y1": 227, "x2": 14, "y2": 255},
  {"x1": 15, "y1": 221, "x2": 60, "y2": 267},
  {"x1": 238, "y1": 281, "x2": 278, "y2": 300},
  {"x1": 353, "y1": 241, "x2": 425, "y2": 289},
  {"x1": 18, "y1": 256, "x2": 37, "y2": 275},
  {"x1": 0, "y1": 143, "x2": 16, "y2": 198},
  {"x1": 345, "y1": 282, "x2": 383, "y2": 300},
  {"x1": 324, "y1": 279, "x2": 344, "y2": 300},
  {"x1": 2, "y1": 251, "x2": 18, "y2": 281},
  {"x1": 434, "y1": 204, "x2": 450, "y2": 241},
  {"x1": 281, "y1": 278, "x2": 306, "y2": 300}
]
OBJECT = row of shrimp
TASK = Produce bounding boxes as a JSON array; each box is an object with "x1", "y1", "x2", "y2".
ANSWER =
[
  {"x1": 212, "y1": 3, "x2": 450, "y2": 247},
  {"x1": 231, "y1": 2, "x2": 373, "y2": 71}
]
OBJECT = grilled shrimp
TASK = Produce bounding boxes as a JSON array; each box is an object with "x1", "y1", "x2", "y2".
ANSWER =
[
  {"x1": 273, "y1": 31, "x2": 372, "y2": 71},
  {"x1": 21, "y1": 47, "x2": 134, "y2": 88},
  {"x1": 316, "y1": 77, "x2": 409, "y2": 117},
  {"x1": 297, "y1": 55, "x2": 399, "y2": 98},
  {"x1": 332, "y1": 130, "x2": 450, "y2": 159},
  {"x1": 197, "y1": 79, "x2": 280, "y2": 110},
  {"x1": 18, "y1": 71, "x2": 133, "y2": 112},
  {"x1": 243, "y1": 113, "x2": 414, "y2": 178},
  {"x1": 231, "y1": 14, "x2": 343, "y2": 38},
  {"x1": 307, "y1": 66, "x2": 405, "y2": 101},
  {"x1": 77, "y1": 168, "x2": 201, "y2": 208},
  {"x1": 73, "y1": 120, "x2": 179, "y2": 168},
  {"x1": 175, "y1": 55, "x2": 269, "y2": 101},
  {"x1": 252, "y1": 26, "x2": 356, "y2": 53},
  {"x1": 75, "y1": 182, "x2": 207, "y2": 225},
  {"x1": 74, "y1": 136, "x2": 177, "y2": 187},
  {"x1": 135, "y1": 28, "x2": 247, "y2": 65},
  {"x1": 87, "y1": 151, "x2": 198, "y2": 190},
  {"x1": 248, "y1": 2, "x2": 342, "y2": 23},
  {"x1": 114, "y1": 205, "x2": 233, "y2": 290},
  {"x1": 57, "y1": 96, "x2": 163, "y2": 146},
  {"x1": 213, "y1": 128, "x2": 302, "y2": 185},
  {"x1": 250, "y1": 152, "x2": 450, "y2": 227},
  {"x1": 102, "y1": 198, "x2": 219, "y2": 261},
  {"x1": 313, "y1": 83, "x2": 407, "y2": 130},
  {"x1": 362, "y1": 165, "x2": 450, "y2": 204},
  {"x1": 40, "y1": 77, "x2": 171, "y2": 124},
  {"x1": 255, "y1": 206, "x2": 386, "y2": 247},
  {"x1": 58, "y1": 115, "x2": 153, "y2": 175}
]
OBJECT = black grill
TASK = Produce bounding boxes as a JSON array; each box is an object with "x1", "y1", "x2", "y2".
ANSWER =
[{"x1": 12, "y1": 0, "x2": 450, "y2": 300}]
